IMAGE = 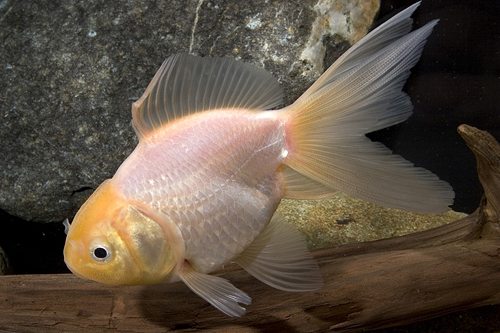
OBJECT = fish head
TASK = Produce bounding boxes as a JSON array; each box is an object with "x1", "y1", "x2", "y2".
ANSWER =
[{"x1": 64, "y1": 179, "x2": 178, "y2": 285}]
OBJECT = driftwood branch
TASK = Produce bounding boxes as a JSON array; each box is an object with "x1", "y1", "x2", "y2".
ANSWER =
[{"x1": 1, "y1": 124, "x2": 499, "y2": 332}]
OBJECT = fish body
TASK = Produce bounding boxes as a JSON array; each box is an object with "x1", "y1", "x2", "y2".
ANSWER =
[
  {"x1": 64, "y1": 2, "x2": 454, "y2": 317},
  {"x1": 115, "y1": 110, "x2": 287, "y2": 274}
]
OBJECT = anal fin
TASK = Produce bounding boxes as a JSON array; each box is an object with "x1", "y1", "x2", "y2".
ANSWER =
[
  {"x1": 178, "y1": 262, "x2": 251, "y2": 317},
  {"x1": 234, "y1": 212, "x2": 323, "y2": 292}
]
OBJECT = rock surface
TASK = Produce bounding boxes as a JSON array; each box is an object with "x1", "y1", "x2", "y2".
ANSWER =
[{"x1": 0, "y1": 0, "x2": 379, "y2": 222}]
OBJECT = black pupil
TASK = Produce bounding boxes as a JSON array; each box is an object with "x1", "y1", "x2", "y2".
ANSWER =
[{"x1": 94, "y1": 247, "x2": 108, "y2": 259}]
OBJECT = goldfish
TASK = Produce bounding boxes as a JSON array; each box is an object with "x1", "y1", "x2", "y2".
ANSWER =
[{"x1": 64, "y1": 2, "x2": 454, "y2": 317}]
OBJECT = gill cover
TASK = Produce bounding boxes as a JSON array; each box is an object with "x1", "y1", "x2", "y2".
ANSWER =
[{"x1": 64, "y1": 180, "x2": 176, "y2": 285}]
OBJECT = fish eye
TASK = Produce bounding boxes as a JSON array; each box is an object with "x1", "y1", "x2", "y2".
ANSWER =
[{"x1": 90, "y1": 245, "x2": 112, "y2": 263}]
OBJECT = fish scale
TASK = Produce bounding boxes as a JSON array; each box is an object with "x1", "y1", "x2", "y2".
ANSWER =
[{"x1": 114, "y1": 110, "x2": 287, "y2": 273}]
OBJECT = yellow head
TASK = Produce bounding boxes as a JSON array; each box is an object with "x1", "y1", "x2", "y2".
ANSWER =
[{"x1": 64, "y1": 180, "x2": 178, "y2": 285}]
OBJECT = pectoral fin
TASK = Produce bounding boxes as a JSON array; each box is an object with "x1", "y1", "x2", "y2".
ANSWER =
[
  {"x1": 234, "y1": 212, "x2": 323, "y2": 292},
  {"x1": 177, "y1": 262, "x2": 251, "y2": 317}
]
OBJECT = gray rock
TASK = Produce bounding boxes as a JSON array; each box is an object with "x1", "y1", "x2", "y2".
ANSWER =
[{"x1": 0, "y1": 0, "x2": 379, "y2": 221}]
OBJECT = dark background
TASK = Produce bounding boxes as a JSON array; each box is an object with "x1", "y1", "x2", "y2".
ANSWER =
[{"x1": 1, "y1": 0, "x2": 499, "y2": 331}]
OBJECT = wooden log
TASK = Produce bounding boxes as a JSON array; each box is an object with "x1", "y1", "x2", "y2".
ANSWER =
[{"x1": 1, "y1": 124, "x2": 499, "y2": 333}]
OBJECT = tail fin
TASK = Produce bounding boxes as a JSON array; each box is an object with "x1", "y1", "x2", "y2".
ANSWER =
[{"x1": 281, "y1": 3, "x2": 454, "y2": 213}]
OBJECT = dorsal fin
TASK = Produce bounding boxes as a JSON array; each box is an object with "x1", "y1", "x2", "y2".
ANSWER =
[{"x1": 131, "y1": 54, "x2": 284, "y2": 139}]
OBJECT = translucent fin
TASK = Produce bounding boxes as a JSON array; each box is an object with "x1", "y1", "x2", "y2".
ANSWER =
[
  {"x1": 178, "y1": 262, "x2": 251, "y2": 317},
  {"x1": 62, "y1": 218, "x2": 70, "y2": 235},
  {"x1": 234, "y1": 212, "x2": 323, "y2": 292},
  {"x1": 132, "y1": 54, "x2": 283, "y2": 139},
  {"x1": 282, "y1": 166, "x2": 337, "y2": 199},
  {"x1": 282, "y1": 10, "x2": 454, "y2": 213},
  {"x1": 368, "y1": 92, "x2": 412, "y2": 133}
]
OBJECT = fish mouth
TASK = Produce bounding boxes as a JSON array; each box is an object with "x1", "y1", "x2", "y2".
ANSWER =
[{"x1": 63, "y1": 240, "x2": 87, "y2": 280}]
